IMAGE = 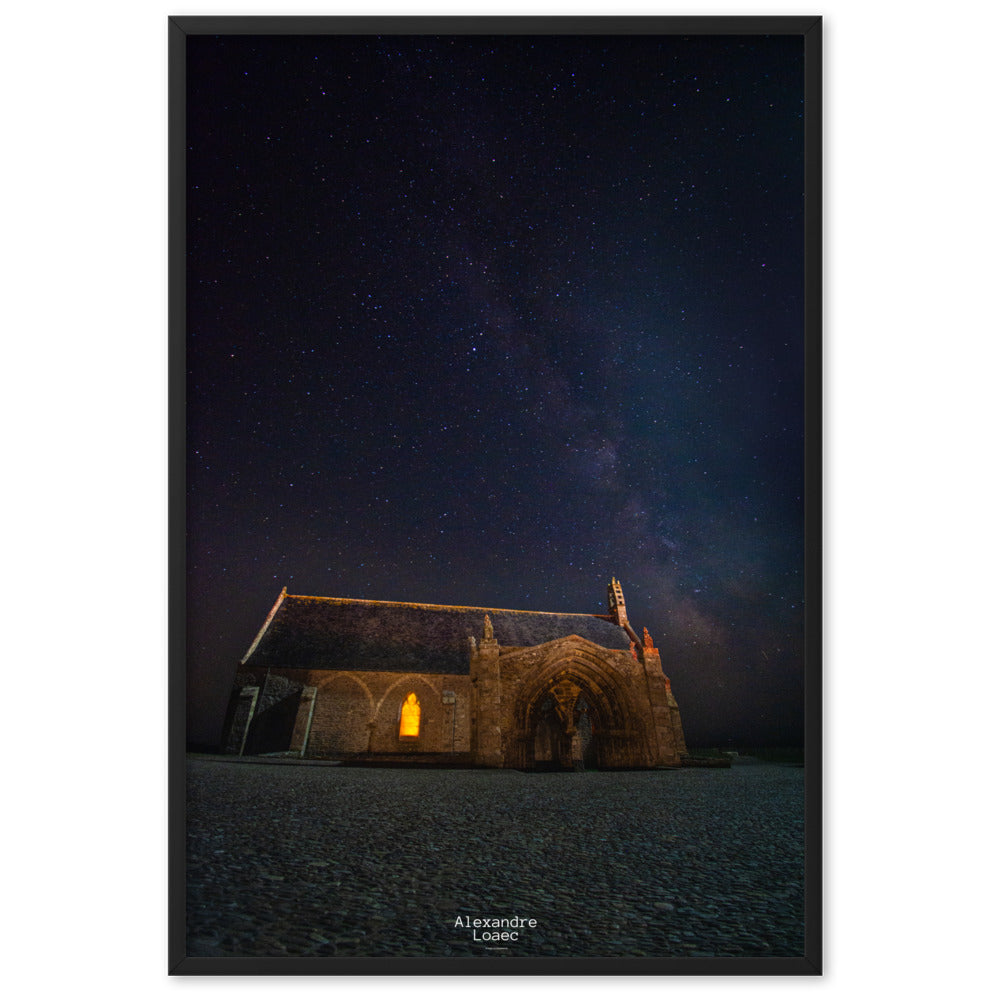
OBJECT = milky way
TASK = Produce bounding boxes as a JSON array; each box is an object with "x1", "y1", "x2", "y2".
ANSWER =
[{"x1": 185, "y1": 32, "x2": 807, "y2": 748}]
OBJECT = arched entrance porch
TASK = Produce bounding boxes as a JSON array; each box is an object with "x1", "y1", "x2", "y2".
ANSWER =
[{"x1": 509, "y1": 653, "x2": 652, "y2": 770}]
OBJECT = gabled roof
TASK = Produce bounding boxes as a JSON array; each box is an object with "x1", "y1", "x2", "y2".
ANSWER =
[{"x1": 241, "y1": 591, "x2": 632, "y2": 675}]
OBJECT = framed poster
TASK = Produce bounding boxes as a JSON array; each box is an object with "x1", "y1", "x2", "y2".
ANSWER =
[{"x1": 170, "y1": 14, "x2": 821, "y2": 975}]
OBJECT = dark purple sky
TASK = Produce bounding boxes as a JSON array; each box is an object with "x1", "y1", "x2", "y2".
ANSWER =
[{"x1": 185, "y1": 32, "x2": 805, "y2": 749}]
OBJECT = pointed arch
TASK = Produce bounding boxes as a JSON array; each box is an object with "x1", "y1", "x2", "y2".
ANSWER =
[
  {"x1": 310, "y1": 672, "x2": 376, "y2": 756},
  {"x1": 504, "y1": 636, "x2": 656, "y2": 769},
  {"x1": 372, "y1": 674, "x2": 439, "y2": 751},
  {"x1": 399, "y1": 692, "x2": 421, "y2": 737}
]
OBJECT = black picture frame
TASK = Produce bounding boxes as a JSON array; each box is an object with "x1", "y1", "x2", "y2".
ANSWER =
[{"x1": 169, "y1": 14, "x2": 821, "y2": 976}]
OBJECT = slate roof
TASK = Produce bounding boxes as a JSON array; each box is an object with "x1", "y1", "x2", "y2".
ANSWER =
[{"x1": 241, "y1": 592, "x2": 632, "y2": 675}]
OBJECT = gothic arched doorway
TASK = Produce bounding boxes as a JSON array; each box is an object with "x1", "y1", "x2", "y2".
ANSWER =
[
  {"x1": 516, "y1": 663, "x2": 646, "y2": 770},
  {"x1": 530, "y1": 690, "x2": 599, "y2": 770}
]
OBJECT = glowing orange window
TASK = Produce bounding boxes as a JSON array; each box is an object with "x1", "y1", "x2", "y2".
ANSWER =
[{"x1": 399, "y1": 692, "x2": 421, "y2": 737}]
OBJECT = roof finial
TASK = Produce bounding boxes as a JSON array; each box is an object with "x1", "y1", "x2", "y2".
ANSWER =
[{"x1": 483, "y1": 613, "x2": 494, "y2": 641}]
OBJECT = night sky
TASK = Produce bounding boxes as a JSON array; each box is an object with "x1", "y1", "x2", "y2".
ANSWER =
[{"x1": 185, "y1": 32, "x2": 806, "y2": 750}]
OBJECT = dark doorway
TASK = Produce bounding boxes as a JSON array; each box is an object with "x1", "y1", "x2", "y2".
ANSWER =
[
  {"x1": 532, "y1": 695, "x2": 566, "y2": 770},
  {"x1": 529, "y1": 689, "x2": 594, "y2": 771}
]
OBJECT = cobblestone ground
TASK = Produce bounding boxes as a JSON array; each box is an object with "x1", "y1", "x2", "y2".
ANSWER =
[{"x1": 186, "y1": 758, "x2": 805, "y2": 959}]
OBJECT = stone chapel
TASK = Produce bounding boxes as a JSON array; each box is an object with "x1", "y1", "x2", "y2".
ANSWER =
[{"x1": 222, "y1": 579, "x2": 687, "y2": 769}]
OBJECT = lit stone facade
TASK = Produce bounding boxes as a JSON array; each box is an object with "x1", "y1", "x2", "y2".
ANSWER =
[{"x1": 222, "y1": 580, "x2": 687, "y2": 770}]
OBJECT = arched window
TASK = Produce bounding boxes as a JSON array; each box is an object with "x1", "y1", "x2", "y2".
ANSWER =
[{"x1": 399, "y1": 692, "x2": 421, "y2": 737}]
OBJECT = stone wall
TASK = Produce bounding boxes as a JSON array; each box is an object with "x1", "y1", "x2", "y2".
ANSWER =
[
  {"x1": 225, "y1": 666, "x2": 473, "y2": 758},
  {"x1": 308, "y1": 673, "x2": 373, "y2": 756}
]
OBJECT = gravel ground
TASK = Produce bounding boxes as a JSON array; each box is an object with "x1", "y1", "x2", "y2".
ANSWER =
[{"x1": 186, "y1": 757, "x2": 805, "y2": 959}]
